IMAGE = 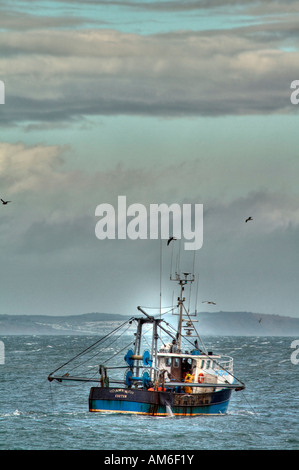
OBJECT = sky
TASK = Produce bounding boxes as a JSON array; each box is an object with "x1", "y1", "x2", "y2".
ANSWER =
[{"x1": 0, "y1": 0, "x2": 299, "y2": 319}]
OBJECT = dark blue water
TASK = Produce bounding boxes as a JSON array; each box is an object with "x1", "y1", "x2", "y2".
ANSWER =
[{"x1": 1, "y1": 335, "x2": 298, "y2": 450}]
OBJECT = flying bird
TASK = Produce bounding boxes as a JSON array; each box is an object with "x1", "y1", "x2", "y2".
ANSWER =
[
  {"x1": 167, "y1": 236, "x2": 177, "y2": 246},
  {"x1": 202, "y1": 301, "x2": 216, "y2": 305},
  {"x1": 1, "y1": 199, "x2": 11, "y2": 205},
  {"x1": 245, "y1": 217, "x2": 253, "y2": 223}
]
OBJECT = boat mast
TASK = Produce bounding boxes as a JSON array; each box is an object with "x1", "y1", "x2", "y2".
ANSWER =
[
  {"x1": 171, "y1": 271, "x2": 195, "y2": 351},
  {"x1": 133, "y1": 317, "x2": 143, "y2": 379},
  {"x1": 177, "y1": 278, "x2": 184, "y2": 350}
]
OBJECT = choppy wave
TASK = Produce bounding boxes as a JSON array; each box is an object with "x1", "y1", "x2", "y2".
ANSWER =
[{"x1": 1, "y1": 335, "x2": 298, "y2": 450}]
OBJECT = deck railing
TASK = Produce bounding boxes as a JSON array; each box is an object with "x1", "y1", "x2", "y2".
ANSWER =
[{"x1": 213, "y1": 356, "x2": 233, "y2": 374}]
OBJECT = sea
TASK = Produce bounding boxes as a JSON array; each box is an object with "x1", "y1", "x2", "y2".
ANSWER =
[{"x1": 0, "y1": 334, "x2": 298, "y2": 453}]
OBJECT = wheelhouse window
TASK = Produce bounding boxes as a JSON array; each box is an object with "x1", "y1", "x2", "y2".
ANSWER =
[
  {"x1": 165, "y1": 357, "x2": 172, "y2": 367},
  {"x1": 173, "y1": 358, "x2": 180, "y2": 368}
]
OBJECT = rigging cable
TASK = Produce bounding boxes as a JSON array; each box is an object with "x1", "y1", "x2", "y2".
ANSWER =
[
  {"x1": 64, "y1": 320, "x2": 135, "y2": 376},
  {"x1": 160, "y1": 238, "x2": 162, "y2": 319},
  {"x1": 101, "y1": 338, "x2": 136, "y2": 365},
  {"x1": 182, "y1": 303, "x2": 245, "y2": 388},
  {"x1": 48, "y1": 317, "x2": 135, "y2": 378},
  {"x1": 194, "y1": 273, "x2": 199, "y2": 314}
]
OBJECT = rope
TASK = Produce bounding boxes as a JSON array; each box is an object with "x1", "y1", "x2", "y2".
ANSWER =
[
  {"x1": 239, "y1": 390, "x2": 258, "y2": 418},
  {"x1": 48, "y1": 317, "x2": 135, "y2": 377},
  {"x1": 102, "y1": 339, "x2": 135, "y2": 365},
  {"x1": 59, "y1": 320, "x2": 135, "y2": 377},
  {"x1": 183, "y1": 304, "x2": 245, "y2": 385}
]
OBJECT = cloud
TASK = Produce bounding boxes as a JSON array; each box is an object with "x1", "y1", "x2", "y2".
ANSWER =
[
  {"x1": 0, "y1": 26, "x2": 298, "y2": 125},
  {"x1": 0, "y1": 11, "x2": 104, "y2": 31},
  {"x1": 0, "y1": 141, "x2": 68, "y2": 194},
  {"x1": 2, "y1": 138, "x2": 298, "y2": 260},
  {"x1": 6, "y1": 0, "x2": 299, "y2": 14},
  {"x1": 1, "y1": 139, "x2": 298, "y2": 316},
  {"x1": 204, "y1": 190, "x2": 299, "y2": 240}
]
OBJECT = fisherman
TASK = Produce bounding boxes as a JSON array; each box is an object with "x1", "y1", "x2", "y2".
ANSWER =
[
  {"x1": 182, "y1": 358, "x2": 192, "y2": 378},
  {"x1": 192, "y1": 339, "x2": 202, "y2": 355},
  {"x1": 170, "y1": 339, "x2": 178, "y2": 353},
  {"x1": 184, "y1": 372, "x2": 194, "y2": 394}
]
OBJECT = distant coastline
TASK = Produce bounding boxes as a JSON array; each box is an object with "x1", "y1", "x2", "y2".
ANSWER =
[{"x1": 1, "y1": 311, "x2": 299, "y2": 336}]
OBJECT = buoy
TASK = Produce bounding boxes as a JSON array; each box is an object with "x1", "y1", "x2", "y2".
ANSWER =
[{"x1": 198, "y1": 372, "x2": 204, "y2": 383}]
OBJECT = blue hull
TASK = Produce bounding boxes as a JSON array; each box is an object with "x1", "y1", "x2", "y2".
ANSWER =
[{"x1": 89, "y1": 387, "x2": 232, "y2": 416}]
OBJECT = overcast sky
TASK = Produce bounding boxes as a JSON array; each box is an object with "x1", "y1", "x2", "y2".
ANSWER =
[{"x1": 0, "y1": 0, "x2": 299, "y2": 319}]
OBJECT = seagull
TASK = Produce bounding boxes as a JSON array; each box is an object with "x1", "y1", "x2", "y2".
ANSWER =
[
  {"x1": 167, "y1": 236, "x2": 177, "y2": 246},
  {"x1": 1, "y1": 199, "x2": 11, "y2": 205},
  {"x1": 202, "y1": 301, "x2": 216, "y2": 305},
  {"x1": 245, "y1": 217, "x2": 253, "y2": 223}
]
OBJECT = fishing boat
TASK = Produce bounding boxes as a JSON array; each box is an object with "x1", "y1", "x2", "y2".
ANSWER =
[{"x1": 48, "y1": 271, "x2": 245, "y2": 416}]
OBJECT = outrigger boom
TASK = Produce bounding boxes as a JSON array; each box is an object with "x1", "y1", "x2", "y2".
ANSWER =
[{"x1": 48, "y1": 374, "x2": 243, "y2": 390}]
